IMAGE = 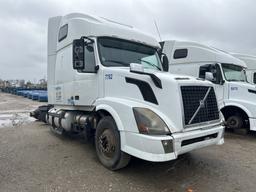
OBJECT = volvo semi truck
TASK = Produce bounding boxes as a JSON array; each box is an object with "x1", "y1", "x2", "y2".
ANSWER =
[
  {"x1": 231, "y1": 53, "x2": 256, "y2": 84},
  {"x1": 33, "y1": 13, "x2": 225, "y2": 170},
  {"x1": 161, "y1": 40, "x2": 256, "y2": 132}
]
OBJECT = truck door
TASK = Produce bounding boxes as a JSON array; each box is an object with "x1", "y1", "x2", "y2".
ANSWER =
[{"x1": 73, "y1": 44, "x2": 99, "y2": 106}]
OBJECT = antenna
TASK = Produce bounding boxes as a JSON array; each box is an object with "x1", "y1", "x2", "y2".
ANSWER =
[{"x1": 154, "y1": 20, "x2": 162, "y2": 42}]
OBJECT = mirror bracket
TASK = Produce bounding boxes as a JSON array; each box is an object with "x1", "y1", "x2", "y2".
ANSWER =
[
  {"x1": 220, "y1": 80, "x2": 225, "y2": 85},
  {"x1": 81, "y1": 36, "x2": 94, "y2": 45},
  {"x1": 95, "y1": 65, "x2": 99, "y2": 72}
]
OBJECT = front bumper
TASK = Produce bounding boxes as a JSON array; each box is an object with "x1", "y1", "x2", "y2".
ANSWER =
[{"x1": 121, "y1": 125, "x2": 224, "y2": 162}]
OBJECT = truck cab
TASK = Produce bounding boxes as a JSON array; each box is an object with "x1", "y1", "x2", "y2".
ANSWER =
[
  {"x1": 161, "y1": 40, "x2": 256, "y2": 132},
  {"x1": 231, "y1": 53, "x2": 256, "y2": 84},
  {"x1": 46, "y1": 14, "x2": 224, "y2": 170}
]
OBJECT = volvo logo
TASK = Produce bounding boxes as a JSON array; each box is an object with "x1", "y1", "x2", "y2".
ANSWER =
[{"x1": 199, "y1": 100, "x2": 205, "y2": 108}]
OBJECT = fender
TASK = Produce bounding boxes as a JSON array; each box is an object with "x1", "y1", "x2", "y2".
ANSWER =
[
  {"x1": 95, "y1": 97, "x2": 151, "y2": 132},
  {"x1": 94, "y1": 97, "x2": 180, "y2": 133},
  {"x1": 222, "y1": 102, "x2": 252, "y2": 118},
  {"x1": 95, "y1": 103, "x2": 125, "y2": 131},
  {"x1": 95, "y1": 98, "x2": 136, "y2": 153}
]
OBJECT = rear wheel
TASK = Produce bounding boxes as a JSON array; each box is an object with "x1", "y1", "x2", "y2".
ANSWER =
[
  {"x1": 95, "y1": 116, "x2": 130, "y2": 170},
  {"x1": 226, "y1": 115, "x2": 243, "y2": 129}
]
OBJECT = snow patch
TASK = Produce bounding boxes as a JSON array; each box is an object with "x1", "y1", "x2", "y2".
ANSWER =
[{"x1": 0, "y1": 113, "x2": 35, "y2": 128}]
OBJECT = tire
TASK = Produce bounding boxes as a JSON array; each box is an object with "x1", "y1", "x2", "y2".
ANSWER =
[
  {"x1": 226, "y1": 115, "x2": 243, "y2": 129},
  {"x1": 95, "y1": 116, "x2": 131, "y2": 170}
]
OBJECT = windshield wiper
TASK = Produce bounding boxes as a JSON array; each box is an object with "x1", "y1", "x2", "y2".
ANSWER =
[
  {"x1": 138, "y1": 59, "x2": 161, "y2": 71},
  {"x1": 104, "y1": 60, "x2": 129, "y2": 66}
]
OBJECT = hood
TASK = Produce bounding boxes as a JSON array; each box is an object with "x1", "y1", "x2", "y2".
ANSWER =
[
  {"x1": 228, "y1": 81, "x2": 256, "y2": 102},
  {"x1": 229, "y1": 81, "x2": 256, "y2": 90},
  {"x1": 153, "y1": 70, "x2": 213, "y2": 86},
  {"x1": 103, "y1": 67, "x2": 218, "y2": 133}
]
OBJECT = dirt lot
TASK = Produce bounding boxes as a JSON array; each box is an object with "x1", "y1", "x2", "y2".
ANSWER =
[{"x1": 0, "y1": 93, "x2": 256, "y2": 192}]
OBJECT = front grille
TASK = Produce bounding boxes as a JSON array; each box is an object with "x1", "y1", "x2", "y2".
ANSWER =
[{"x1": 181, "y1": 86, "x2": 219, "y2": 126}]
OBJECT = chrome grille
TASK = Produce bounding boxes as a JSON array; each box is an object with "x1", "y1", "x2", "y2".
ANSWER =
[{"x1": 181, "y1": 86, "x2": 219, "y2": 126}]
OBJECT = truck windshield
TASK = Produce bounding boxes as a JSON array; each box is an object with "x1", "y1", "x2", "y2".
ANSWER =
[
  {"x1": 97, "y1": 37, "x2": 161, "y2": 70},
  {"x1": 221, "y1": 63, "x2": 247, "y2": 82}
]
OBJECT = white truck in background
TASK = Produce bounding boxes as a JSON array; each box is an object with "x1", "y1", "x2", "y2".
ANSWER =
[
  {"x1": 32, "y1": 13, "x2": 225, "y2": 170},
  {"x1": 231, "y1": 53, "x2": 256, "y2": 84},
  {"x1": 161, "y1": 40, "x2": 256, "y2": 132}
]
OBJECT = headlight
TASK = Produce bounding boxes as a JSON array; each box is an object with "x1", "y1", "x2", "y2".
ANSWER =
[{"x1": 133, "y1": 107, "x2": 170, "y2": 135}]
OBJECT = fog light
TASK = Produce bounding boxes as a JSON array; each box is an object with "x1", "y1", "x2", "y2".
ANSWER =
[{"x1": 161, "y1": 140, "x2": 173, "y2": 153}]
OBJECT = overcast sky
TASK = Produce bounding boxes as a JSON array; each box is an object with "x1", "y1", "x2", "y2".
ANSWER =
[{"x1": 0, "y1": 0, "x2": 255, "y2": 81}]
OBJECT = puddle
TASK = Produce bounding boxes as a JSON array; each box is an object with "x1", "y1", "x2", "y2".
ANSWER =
[{"x1": 0, "y1": 113, "x2": 35, "y2": 128}]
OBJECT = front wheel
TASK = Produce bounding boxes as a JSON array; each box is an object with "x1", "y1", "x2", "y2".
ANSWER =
[
  {"x1": 95, "y1": 116, "x2": 130, "y2": 170},
  {"x1": 226, "y1": 115, "x2": 243, "y2": 129}
]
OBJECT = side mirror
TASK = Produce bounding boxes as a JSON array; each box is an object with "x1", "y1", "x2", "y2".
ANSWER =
[
  {"x1": 73, "y1": 39, "x2": 85, "y2": 70},
  {"x1": 130, "y1": 63, "x2": 144, "y2": 73},
  {"x1": 205, "y1": 72, "x2": 215, "y2": 82},
  {"x1": 161, "y1": 54, "x2": 169, "y2": 72}
]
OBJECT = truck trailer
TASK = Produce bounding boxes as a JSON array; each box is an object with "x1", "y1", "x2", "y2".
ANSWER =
[
  {"x1": 161, "y1": 40, "x2": 256, "y2": 132},
  {"x1": 33, "y1": 13, "x2": 225, "y2": 170}
]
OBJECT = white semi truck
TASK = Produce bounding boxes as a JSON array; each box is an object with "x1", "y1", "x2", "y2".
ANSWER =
[
  {"x1": 161, "y1": 40, "x2": 256, "y2": 132},
  {"x1": 36, "y1": 13, "x2": 225, "y2": 170},
  {"x1": 231, "y1": 53, "x2": 256, "y2": 84}
]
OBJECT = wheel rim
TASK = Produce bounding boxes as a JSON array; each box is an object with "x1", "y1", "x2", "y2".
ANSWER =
[
  {"x1": 98, "y1": 129, "x2": 116, "y2": 159},
  {"x1": 228, "y1": 117, "x2": 239, "y2": 128},
  {"x1": 230, "y1": 119, "x2": 237, "y2": 126}
]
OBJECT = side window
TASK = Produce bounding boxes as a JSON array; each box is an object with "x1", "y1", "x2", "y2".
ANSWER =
[
  {"x1": 58, "y1": 24, "x2": 68, "y2": 42},
  {"x1": 254, "y1": 73, "x2": 256, "y2": 84},
  {"x1": 78, "y1": 45, "x2": 96, "y2": 73},
  {"x1": 173, "y1": 49, "x2": 188, "y2": 59}
]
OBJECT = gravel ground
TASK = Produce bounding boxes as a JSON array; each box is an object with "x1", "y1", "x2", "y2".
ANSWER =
[{"x1": 0, "y1": 92, "x2": 256, "y2": 192}]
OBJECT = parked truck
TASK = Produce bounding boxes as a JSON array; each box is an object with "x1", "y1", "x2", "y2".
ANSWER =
[
  {"x1": 231, "y1": 53, "x2": 256, "y2": 84},
  {"x1": 33, "y1": 13, "x2": 225, "y2": 170},
  {"x1": 160, "y1": 40, "x2": 256, "y2": 132}
]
